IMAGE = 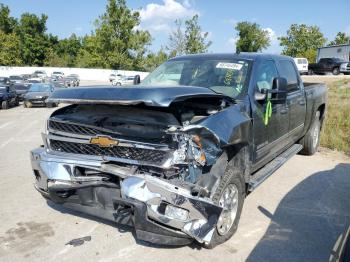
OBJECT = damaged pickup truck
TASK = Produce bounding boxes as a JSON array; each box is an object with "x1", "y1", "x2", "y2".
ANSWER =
[{"x1": 30, "y1": 53, "x2": 327, "y2": 248}]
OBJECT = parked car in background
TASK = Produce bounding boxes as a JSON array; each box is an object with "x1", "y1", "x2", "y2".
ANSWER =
[
  {"x1": 27, "y1": 77, "x2": 42, "y2": 84},
  {"x1": 13, "y1": 84, "x2": 31, "y2": 101},
  {"x1": 51, "y1": 71, "x2": 64, "y2": 78},
  {"x1": 293, "y1": 58, "x2": 308, "y2": 75},
  {"x1": 23, "y1": 83, "x2": 57, "y2": 108},
  {"x1": 109, "y1": 73, "x2": 123, "y2": 82},
  {"x1": 0, "y1": 85, "x2": 19, "y2": 109},
  {"x1": 65, "y1": 74, "x2": 80, "y2": 87},
  {"x1": 9, "y1": 75, "x2": 25, "y2": 84},
  {"x1": 21, "y1": 74, "x2": 32, "y2": 81},
  {"x1": 0, "y1": 77, "x2": 12, "y2": 86},
  {"x1": 112, "y1": 75, "x2": 134, "y2": 86},
  {"x1": 308, "y1": 57, "x2": 349, "y2": 75},
  {"x1": 33, "y1": 70, "x2": 47, "y2": 80}
]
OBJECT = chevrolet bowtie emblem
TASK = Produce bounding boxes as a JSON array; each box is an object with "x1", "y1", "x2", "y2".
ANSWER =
[{"x1": 90, "y1": 136, "x2": 119, "y2": 147}]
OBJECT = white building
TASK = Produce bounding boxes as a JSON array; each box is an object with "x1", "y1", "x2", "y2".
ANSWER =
[{"x1": 317, "y1": 44, "x2": 350, "y2": 62}]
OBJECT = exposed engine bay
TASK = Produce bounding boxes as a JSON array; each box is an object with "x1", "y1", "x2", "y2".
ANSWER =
[{"x1": 47, "y1": 97, "x2": 229, "y2": 192}]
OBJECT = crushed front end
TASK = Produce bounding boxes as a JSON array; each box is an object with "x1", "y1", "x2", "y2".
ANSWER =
[{"x1": 30, "y1": 101, "x2": 231, "y2": 245}]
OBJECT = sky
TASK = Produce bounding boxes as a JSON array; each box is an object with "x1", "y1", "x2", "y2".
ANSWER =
[{"x1": 2, "y1": 0, "x2": 350, "y2": 54}]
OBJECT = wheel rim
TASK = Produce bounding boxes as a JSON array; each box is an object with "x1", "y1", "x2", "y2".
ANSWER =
[
  {"x1": 312, "y1": 122, "x2": 320, "y2": 148},
  {"x1": 217, "y1": 184, "x2": 239, "y2": 235}
]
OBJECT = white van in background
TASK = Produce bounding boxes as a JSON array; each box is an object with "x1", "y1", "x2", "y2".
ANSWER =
[{"x1": 293, "y1": 58, "x2": 308, "y2": 75}]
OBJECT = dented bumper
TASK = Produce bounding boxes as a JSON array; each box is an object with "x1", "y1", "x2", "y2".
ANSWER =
[{"x1": 30, "y1": 147, "x2": 222, "y2": 245}]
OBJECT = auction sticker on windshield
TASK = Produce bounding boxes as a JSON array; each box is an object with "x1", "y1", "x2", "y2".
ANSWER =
[{"x1": 216, "y1": 62, "x2": 243, "y2": 70}]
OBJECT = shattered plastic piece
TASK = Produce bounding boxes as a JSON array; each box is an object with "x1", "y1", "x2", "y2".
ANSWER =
[{"x1": 65, "y1": 236, "x2": 92, "y2": 247}]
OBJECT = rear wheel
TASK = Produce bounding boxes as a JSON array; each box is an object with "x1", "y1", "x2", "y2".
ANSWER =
[
  {"x1": 1, "y1": 100, "x2": 9, "y2": 109},
  {"x1": 204, "y1": 153, "x2": 245, "y2": 249},
  {"x1": 299, "y1": 111, "x2": 321, "y2": 155},
  {"x1": 308, "y1": 69, "x2": 314, "y2": 75},
  {"x1": 332, "y1": 67, "x2": 340, "y2": 75}
]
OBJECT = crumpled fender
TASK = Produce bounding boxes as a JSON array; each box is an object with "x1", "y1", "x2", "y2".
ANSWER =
[{"x1": 185, "y1": 103, "x2": 252, "y2": 147}]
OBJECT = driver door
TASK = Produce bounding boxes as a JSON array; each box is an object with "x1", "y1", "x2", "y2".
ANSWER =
[{"x1": 252, "y1": 60, "x2": 289, "y2": 169}]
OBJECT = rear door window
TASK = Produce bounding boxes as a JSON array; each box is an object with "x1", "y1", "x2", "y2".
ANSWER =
[{"x1": 277, "y1": 60, "x2": 300, "y2": 92}]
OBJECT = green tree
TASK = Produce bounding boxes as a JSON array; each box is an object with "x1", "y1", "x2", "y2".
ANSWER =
[
  {"x1": 279, "y1": 24, "x2": 326, "y2": 62},
  {"x1": 76, "y1": 35, "x2": 106, "y2": 68},
  {"x1": 184, "y1": 15, "x2": 211, "y2": 54},
  {"x1": 54, "y1": 34, "x2": 82, "y2": 66},
  {"x1": 0, "y1": 31, "x2": 22, "y2": 65},
  {"x1": 329, "y1": 32, "x2": 350, "y2": 46},
  {"x1": 91, "y1": 0, "x2": 151, "y2": 69},
  {"x1": 0, "y1": 4, "x2": 17, "y2": 33},
  {"x1": 167, "y1": 19, "x2": 186, "y2": 57},
  {"x1": 143, "y1": 49, "x2": 168, "y2": 71},
  {"x1": 16, "y1": 13, "x2": 51, "y2": 66},
  {"x1": 235, "y1": 21, "x2": 270, "y2": 52}
]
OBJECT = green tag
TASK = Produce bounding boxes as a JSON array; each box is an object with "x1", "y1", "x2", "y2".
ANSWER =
[{"x1": 263, "y1": 100, "x2": 272, "y2": 126}]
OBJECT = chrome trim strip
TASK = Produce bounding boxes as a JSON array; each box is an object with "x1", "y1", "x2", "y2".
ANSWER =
[{"x1": 48, "y1": 119, "x2": 170, "y2": 150}]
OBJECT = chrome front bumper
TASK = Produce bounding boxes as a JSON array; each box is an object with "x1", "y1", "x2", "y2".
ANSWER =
[{"x1": 30, "y1": 147, "x2": 222, "y2": 244}]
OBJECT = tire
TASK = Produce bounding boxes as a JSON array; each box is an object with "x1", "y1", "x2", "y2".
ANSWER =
[
  {"x1": 1, "y1": 100, "x2": 9, "y2": 109},
  {"x1": 299, "y1": 111, "x2": 321, "y2": 155},
  {"x1": 205, "y1": 153, "x2": 245, "y2": 249},
  {"x1": 332, "y1": 67, "x2": 340, "y2": 75},
  {"x1": 308, "y1": 69, "x2": 314, "y2": 75},
  {"x1": 46, "y1": 102, "x2": 54, "y2": 108},
  {"x1": 15, "y1": 98, "x2": 19, "y2": 106}
]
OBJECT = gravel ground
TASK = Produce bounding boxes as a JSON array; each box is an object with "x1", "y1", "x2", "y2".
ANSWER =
[{"x1": 0, "y1": 78, "x2": 349, "y2": 262}]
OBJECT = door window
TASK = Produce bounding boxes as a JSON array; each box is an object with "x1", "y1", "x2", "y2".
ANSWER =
[
  {"x1": 255, "y1": 60, "x2": 278, "y2": 92},
  {"x1": 278, "y1": 60, "x2": 300, "y2": 92}
]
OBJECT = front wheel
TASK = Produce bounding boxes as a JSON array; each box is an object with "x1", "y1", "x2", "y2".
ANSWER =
[
  {"x1": 1, "y1": 100, "x2": 9, "y2": 109},
  {"x1": 205, "y1": 154, "x2": 245, "y2": 248},
  {"x1": 332, "y1": 67, "x2": 340, "y2": 75},
  {"x1": 308, "y1": 69, "x2": 314, "y2": 75}
]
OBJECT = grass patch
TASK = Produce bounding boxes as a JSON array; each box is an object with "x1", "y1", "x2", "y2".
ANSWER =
[{"x1": 320, "y1": 79, "x2": 350, "y2": 155}]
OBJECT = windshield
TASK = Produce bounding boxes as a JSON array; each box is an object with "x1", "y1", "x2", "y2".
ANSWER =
[
  {"x1": 140, "y1": 57, "x2": 251, "y2": 98},
  {"x1": 28, "y1": 84, "x2": 53, "y2": 92},
  {"x1": 10, "y1": 75, "x2": 22, "y2": 80},
  {"x1": 334, "y1": 58, "x2": 347, "y2": 62},
  {"x1": 14, "y1": 85, "x2": 29, "y2": 90}
]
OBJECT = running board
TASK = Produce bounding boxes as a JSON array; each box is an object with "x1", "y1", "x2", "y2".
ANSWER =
[{"x1": 248, "y1": 144, "x2": 303, "y2": 191}]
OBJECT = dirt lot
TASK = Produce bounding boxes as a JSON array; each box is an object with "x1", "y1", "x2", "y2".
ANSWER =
[{"x1": 0, "y1": 77, "x2": 349, "y2": 261}]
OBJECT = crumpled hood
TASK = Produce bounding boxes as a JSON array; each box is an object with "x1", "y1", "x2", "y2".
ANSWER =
[{"x1": 47, "y1": 85, "x2": 230, "y2": 107}]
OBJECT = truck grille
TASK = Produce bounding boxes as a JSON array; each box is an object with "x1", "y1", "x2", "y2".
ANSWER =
[
  {"x1": 49, "y1": 139, "x2": 167, "y2": 164},
  {"x1": 48, "y1": 120, "x2": 168, "y2": 144},
  {"x1": 49, "y1": 120, "x2": 110, "y2": 137}
]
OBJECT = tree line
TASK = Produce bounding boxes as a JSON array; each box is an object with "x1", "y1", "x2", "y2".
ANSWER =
[{"x1": 1, "y1": 0, "x2": 349, "y2": 70}]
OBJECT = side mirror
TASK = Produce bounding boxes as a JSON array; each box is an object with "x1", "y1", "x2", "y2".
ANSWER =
[
  {"x1": 133, "y1": 75, "x2": 141, "y2": 85},
  {"x1": 270, "y1": 77, "x2": 287, "y2": 104}
]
